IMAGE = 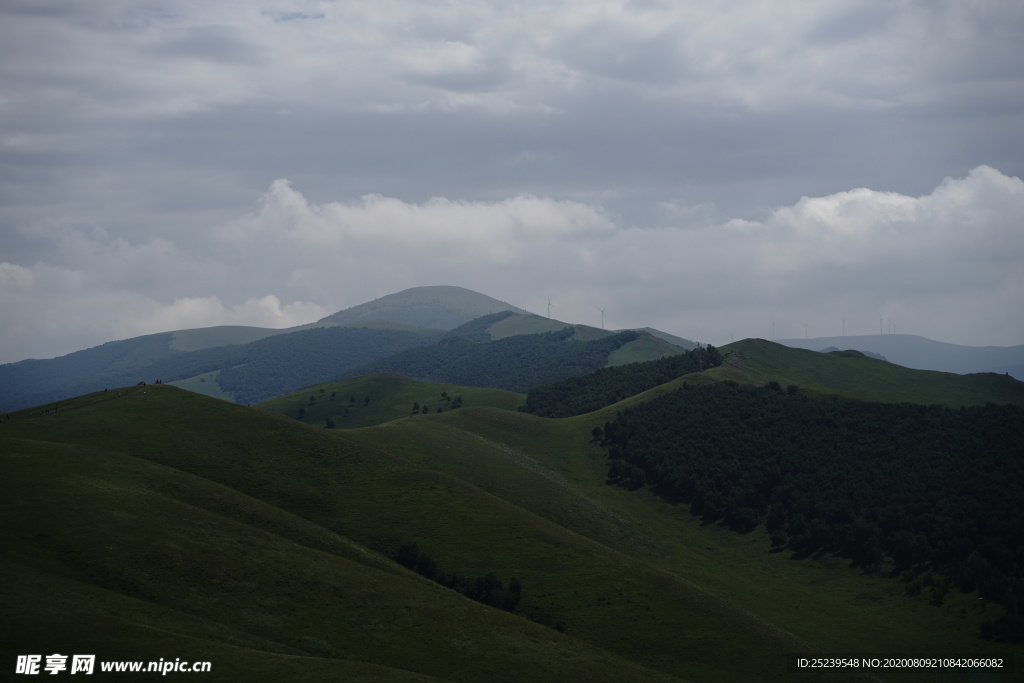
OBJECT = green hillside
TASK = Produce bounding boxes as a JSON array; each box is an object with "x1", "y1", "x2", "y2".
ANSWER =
[
  {"x1": 7, "y1": 346, "x2": 1024, "y2": 681},
  {"x1": 2, "y1": 389, "x2": 696, "y2": 683},
  {"x1": 0, "y1": 325, "x2": 443, "y2": 412},
  {"x1": 606, "y1": 333, "x2": 688, "y2": 365},
  {"x1": 338, "y1": 404, "x2": 1023, "y2": 682},
  {"x1": 167, "y1": 369, "x2": 235, "y2": 401},
  {"x1": 712, "y1": 338, "x2": 1024, "y2": 407},
  {"x1": 5, "y1": 385, "x2": 903, "y2": 682},
  {"x1": 486, "y1": 314, "x2": 694, "y2": 360},
  {"x1": 256, "y1": 373, "x2": 524, "y2": 429},
  {"x1": 2, "y1": 386, "x2": 692, "y2": 682},
  {"x1": 264, "y1": 369, "x2": 1021, "y2": 680},
  {"x1": 487, "y1": 313, "x2": 571, "y2": 339},
  {"x1": 338, "y1": 328, "x2": 643, "y2": 393}
]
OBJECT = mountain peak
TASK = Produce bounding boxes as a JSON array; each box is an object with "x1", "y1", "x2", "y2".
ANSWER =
[{"x1": 317, "y1": 286, "x2": 531, "y2": 330}]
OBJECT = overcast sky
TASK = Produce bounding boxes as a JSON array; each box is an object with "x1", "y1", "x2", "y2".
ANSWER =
[{"x1": 2, "y1": 0, "x2": 1023, "y2": 363}]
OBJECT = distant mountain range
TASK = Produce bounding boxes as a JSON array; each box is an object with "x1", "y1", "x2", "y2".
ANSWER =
[
  {"x1": 4, "y1": 284, "x2": 1020, "y2": 412},
  {"x1": 776, "y1": 334, "x2": 1024, "y2": 380},
  {"x1": 0, "y1": 286, "x2": 694, "y2": 412}
]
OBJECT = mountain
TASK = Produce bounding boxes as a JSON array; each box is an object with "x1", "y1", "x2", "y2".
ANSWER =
[
  {"x1": 0, "y1": 325, "x2": 443, "y2": 412},
  {"x1": 776, "y1": 334, "x2": 1024, "y2": 380},
  {"x1": 317, "y1": 285, "x2": 531, "y2": 329},
  {"x1": 0, "y1": 286, "x2": 695, "y2": 412},
  {"x1": 334, "y1": 312, "x2": 694, "y2": 394}
]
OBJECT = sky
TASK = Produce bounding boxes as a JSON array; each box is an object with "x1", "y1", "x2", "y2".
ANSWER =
[{"x1": 1, "y1": 0, "x2": 1023, "y2": 364}]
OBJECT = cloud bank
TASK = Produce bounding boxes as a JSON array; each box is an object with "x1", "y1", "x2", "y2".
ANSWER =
[{"x1": 1, "y1": 166, "x2": 1020, "y2": 363}]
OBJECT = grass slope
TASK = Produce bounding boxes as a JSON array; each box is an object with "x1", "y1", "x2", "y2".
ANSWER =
[
  {"x1": 486, "y1": 314, "x2": 570, "y2": 340},
  {"x1": 341, "y1": 405, "x2": 1023, "y2": 683},
  {"x1": 256, "y1": 373, "x2": 524, "y2": 429},
  {"x1": 712, "y1": 339, "x2": 1024, "y2": 407},
  {"x1": 1, "y1": 386, "x2": 685, "y2": 683},
  {"x1": 168, "y1": 369, "x2": 235, "y2": 401},
  {"x1": 9, "y1": 373, "x2": 1021, "y2": 681},
  {"x1": 606, "y1": 334, "x2": 687, "y2": 366},
  {"x1": 486, "y1": 316, "x2": 693, "y2": 363}
]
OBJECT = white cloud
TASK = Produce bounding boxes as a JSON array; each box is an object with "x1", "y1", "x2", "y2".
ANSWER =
[
  {"x1": 125, "y1": 294, "x2": 329, "y2": 333},
  {"x1": 207, "y1": 165, "x2": 1023, "y2": 347},
  {"x1": 217, "y1": 179, "x2": 617, "y2": 264},
  {"x1": 0, "y1": 262, "x2": 34, "y2": 292},
  {"x1": 1, "y1": 165, "x2": 1021, "y2": 362}
]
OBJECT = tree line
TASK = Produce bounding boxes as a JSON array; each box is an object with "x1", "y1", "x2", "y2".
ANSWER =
[
  {"x1": 394, "y1": 542, "x2": 522, "y2": 613},
  {"x1": 520, "y1": 344, "x2": 722, "y2": 417},
  {"x1": 340, "y1": 328, "x2": 641, "y2": 394},
  {"x1": 597, "y1": 380, "x2": 1024, "y2": 641}
]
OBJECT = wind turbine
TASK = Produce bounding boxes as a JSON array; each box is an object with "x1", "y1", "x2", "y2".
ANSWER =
[
  {"x1": 547, "y1": 295, "x2": 553, "y2": 319},
  {"x1": 599, "y1": 305, "x2": 607, "y2": 330}
]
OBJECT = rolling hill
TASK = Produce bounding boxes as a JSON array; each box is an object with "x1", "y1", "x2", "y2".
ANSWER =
[
  {"x1": 7, "y1": 357, "x2": 1024, "y2": 680},
  {"x1": 776, "y1": 334, "x2": 1024, "y2": 380},
  {"x1": 270, "y1": 371, "x2": 1022, "y2": 681},
  {"x1": 711, "y1": 339, "x2": 1024, "y2": 407},
  {"x1": 3, "y1": 384, "x2": 822, "y2": 682},
  {"x1": 0, "y1": 325, "x2": 444, "y2": 412}
]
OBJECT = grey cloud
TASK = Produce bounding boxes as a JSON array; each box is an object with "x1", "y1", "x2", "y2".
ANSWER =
[
  {"x1": 263, "y1": 11, "x2": 325, "y2": 23},
  {"x1": 553, "y1": 23, "x2": 688, "y2": 85},
  {"x1": 1, "y1": 0, "x2": 1021, "y2": 362},
  {"x1": 143, "y1": 26, "x2": 265, "y2": 65},
  {"x1": 806, "y1": 6, "x2": 896, "y2": 45}
]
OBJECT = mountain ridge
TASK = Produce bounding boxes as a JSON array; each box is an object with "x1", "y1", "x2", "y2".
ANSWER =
[{"x1": 776, "y1": 333, "x2": 1024, "y2": 380}]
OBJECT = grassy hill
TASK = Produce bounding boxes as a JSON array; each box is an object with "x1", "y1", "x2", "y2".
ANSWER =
[
  {"x1": 486, "y1": 314, "x2": 695, "y2": 357},
  {"x1": 776, "y1": 333, "x2": 1024, "y2": 379},
  {"x1": 337, "y1": 322, "x2": 691, "y2": 396},
  {"x1": 0, "y1": 325, "x2": 443, "y2": 413},
  {"x1": 256, "y1": 373, "x2": 524, "y2": 429},
  {"x1": 712, "y1": 339, "x2": 1024, "y2": 407},
  {"x1": 2, "y1": 386, "x2": 695, "y2": 682},
  {"x1": 7, "y1": 384, "x2": 933, "y2": 681},
  {"x1": 261, "y1": 369, "x2": 1022, "y2": 681},
  {"x1": 7, "y1": 332, "x2": 1024, "y2": 681},
  {"x1": 333, "y1": 401, "x2": 1024, "y2": 682}
]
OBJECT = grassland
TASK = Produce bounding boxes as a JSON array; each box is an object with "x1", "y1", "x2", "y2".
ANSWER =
[
  {"x1": 340, "y1": 405, "x2": 1022, "y2": 683},
  {"x1": 7, "y1": 358, "x2": 1023, "y2": 681},
  {"x1": 486, "y1": 313, "x2": 571, "y2": 340},
  {"x1": 167, "y1": 369, "x2": 235, "y2": 401},
  {"x1": 255, "y1": 373, "x2": 524, "y2": 429},
  {"x1": 263, "y1": 365, "x2": 1024, "y2": 681},
  {"x1": 606, "y1": 334, "x2": 686, "y2": 366},
  {"x1": 713, "y1": 339, "x2": 1024, "y2": 407},
  {"x1": 2, "y1": 386, "x2": 688, "y2": 682}
]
